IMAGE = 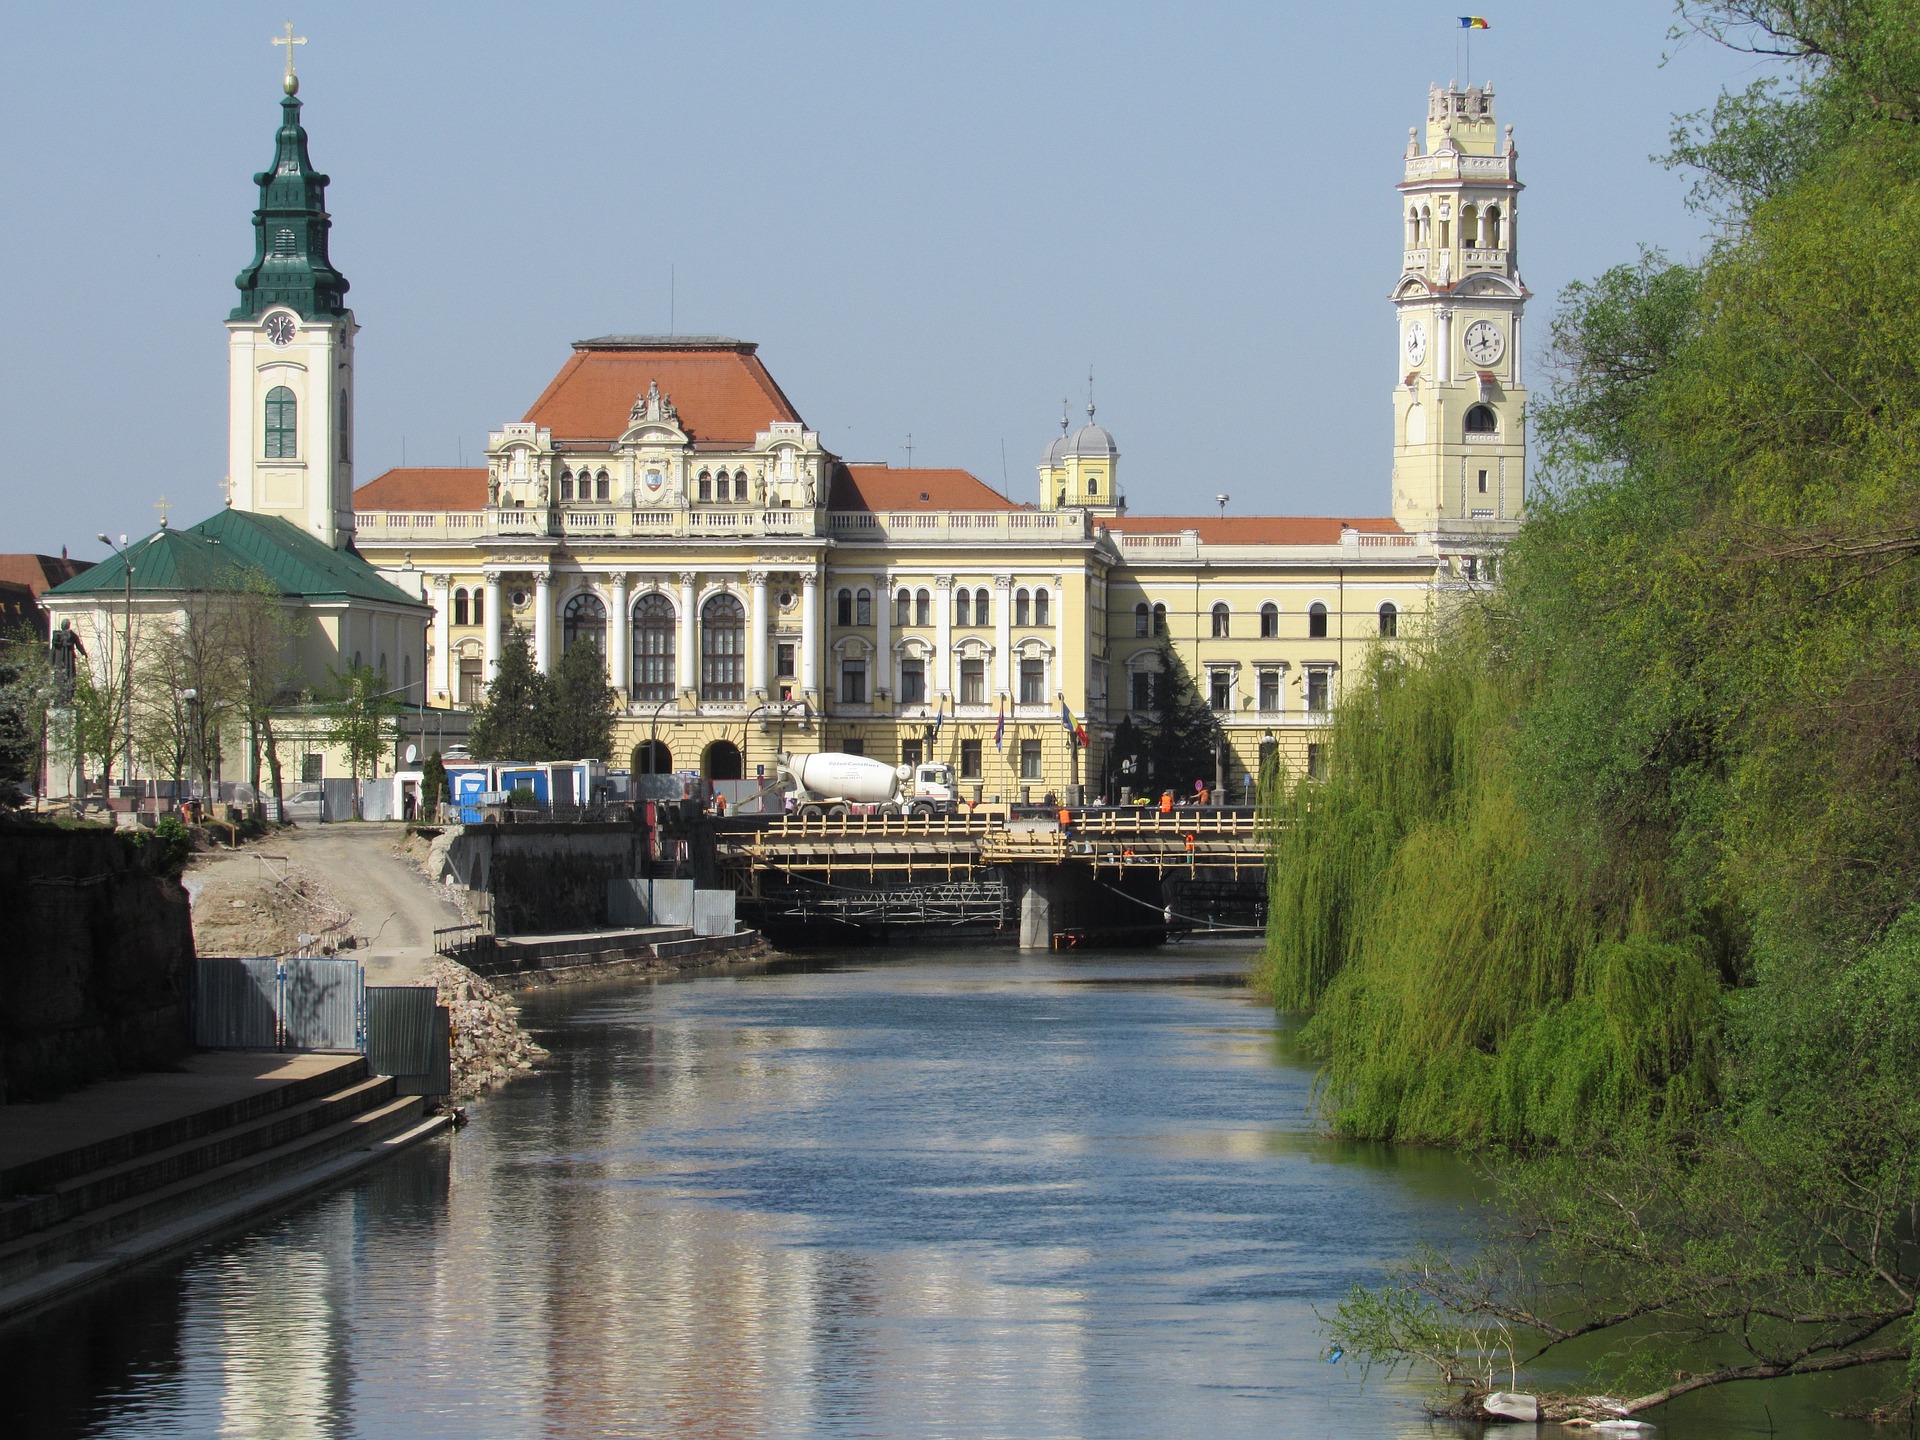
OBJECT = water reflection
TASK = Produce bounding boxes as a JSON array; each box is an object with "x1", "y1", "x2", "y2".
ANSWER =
[{"x1": 14, "y1": 947, "x2": 1515, "y2": 1438}]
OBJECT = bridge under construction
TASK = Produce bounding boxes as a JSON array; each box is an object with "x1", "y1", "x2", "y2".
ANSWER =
[{"x1": 703, "y1": 808, "x2": 1273, "y2": 948}]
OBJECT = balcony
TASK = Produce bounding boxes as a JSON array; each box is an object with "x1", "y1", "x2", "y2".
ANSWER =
[
  {"x1": 828, "y1": 510, "x2": 1091, "y2": 543},
  {"x1": 355, "y1": 507, "x2": 828, "y2": 543}
]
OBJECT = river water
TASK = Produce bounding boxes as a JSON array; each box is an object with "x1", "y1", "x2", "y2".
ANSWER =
[{"x1": 2, "y1": 947, "x2": 1879, "y2": 1437}]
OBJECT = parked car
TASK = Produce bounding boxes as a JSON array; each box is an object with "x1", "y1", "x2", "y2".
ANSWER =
[{"x1": 281, "y1": 786, "x2": 324, "y2": 822}]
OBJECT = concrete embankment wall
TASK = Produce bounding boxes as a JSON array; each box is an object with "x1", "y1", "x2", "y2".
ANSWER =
[
  {"x1": 435, "y1": 823, "x2": 644, "y2": 936},
  {"x1": 0, "y1": 823, "x2": 195, "y2": 1101}
]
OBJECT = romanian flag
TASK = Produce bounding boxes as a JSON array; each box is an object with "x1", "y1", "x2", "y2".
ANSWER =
[
  {"x1": 1060, "y1": 699, "x2": 1088, "y2": 748},
  {"x1": 994, "y1": 701, "x2": 1006, "y2": 750},
  {"x1": 1459, "y1": 15, "x2": 1490, "y2": 28}
]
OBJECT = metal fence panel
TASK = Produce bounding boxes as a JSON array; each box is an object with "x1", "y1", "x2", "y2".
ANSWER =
[
  {"x1": 280, "y1": 958, "x2": 365, "y2": 1052},
  {"x1": 193, "y1": 958, "x2": 281, "y2": 1048},
  {"x1": 366, "y1": 986, "x2": 436, "y2": 1077}
]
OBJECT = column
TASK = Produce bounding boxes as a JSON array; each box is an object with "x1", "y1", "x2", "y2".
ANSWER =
[
  {"x1": 874, "y1": 572, "x2": 892, "y2": 701},
  {"x1": 678, "y1": 572, "x2": 697, "y2": 697},
  {"x1": 431, "y1": 575, "x2": 451, "y2": 705},
  {"x1": 609, "y1": 573, "x2": 630, "y2": 702},
  {"x1": 482, "y1": 571, "x2": 502, "y2": 679},
  {"x1": 994, "y1": 575, "x2": 1013, "y2": 700},
  {"x1": 800, "y1": 573, "x2": 819, "y2": 695},
  {"x1": 533, "y1": 569, "x2": 553, "y2": 674},
  {"x1": 934, "y1": 576, "x2": 953, "y2": 695},
  {"x1": 749, "y1": 571, "x2": 769, "y2": 695}
]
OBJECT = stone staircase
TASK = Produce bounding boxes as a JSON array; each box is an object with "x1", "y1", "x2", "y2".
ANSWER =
[{"x1": 0, "y1": 1055, "x2": 444, "y2": 1323}]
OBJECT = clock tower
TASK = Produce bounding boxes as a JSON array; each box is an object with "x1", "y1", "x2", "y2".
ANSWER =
[
  {"x1": 1390, "y1": 82, "x2": 1527, "y2": 538},
  {"x1": 226, "y1": 65, "x2": 357, "y2": 550}
]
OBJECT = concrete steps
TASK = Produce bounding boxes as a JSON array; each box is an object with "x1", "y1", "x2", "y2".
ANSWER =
[{"x1": 0, "y1": 1059, "x2": 446, "y2": 1324}]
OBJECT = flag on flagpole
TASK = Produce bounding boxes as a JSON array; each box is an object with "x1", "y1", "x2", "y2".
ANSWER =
[
  {"x1": 1459, "y1": 15, "x2": 1490, "y2": 28},
  {"x1": 931, "y1": 696, "x2": 945, "y2": 742},
  {"x1": 1060, "y1": 699, "x2": 1088, "y2": 748},
  {"x1": 994, "y1": 700, "x2": 1006, "y2": 750}
]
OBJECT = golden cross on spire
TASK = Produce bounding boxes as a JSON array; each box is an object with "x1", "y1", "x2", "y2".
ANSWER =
[
  {"x1": 273, "y1": 20, "x2": 306, "y2": 94},
  {"x1": 154, "y1": 495, "x2": 173, "y2": 529}
]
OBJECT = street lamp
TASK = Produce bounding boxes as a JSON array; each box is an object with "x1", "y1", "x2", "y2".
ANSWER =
[{"x1": 97, "y1": 533, "x2": 135, "y2": 798}]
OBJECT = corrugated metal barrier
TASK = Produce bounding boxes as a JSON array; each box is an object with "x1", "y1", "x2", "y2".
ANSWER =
[
  {"x1": 192, "y1": 958, "x2": 281, "y2": 1049},
  {"x1": 193, "y1": 958, "x2": 364, "y2": 1054},
  {"x1": 366, "y1": 986, "x2": 450, "y2": 1095}
]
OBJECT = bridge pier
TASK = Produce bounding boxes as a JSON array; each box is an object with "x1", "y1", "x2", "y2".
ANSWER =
[{"x1": 1017, "y1": 866, "x2": 1060, "y2": 951}]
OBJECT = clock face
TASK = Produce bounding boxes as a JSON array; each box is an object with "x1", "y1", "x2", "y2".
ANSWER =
[
  {"x1": 1463, "y1": 319, "x2": 1505, "y2": 366},
  {"x1": 264, "y1": 313, "x2": 296, "y2": 347},
  {"x1": 1404, "y1": 319, "x2": 1427, "y2": 366}
]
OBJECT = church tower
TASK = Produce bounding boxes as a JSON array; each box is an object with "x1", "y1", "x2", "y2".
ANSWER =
[
  {"x1": 1390, "y1": 82, "x2": 1527, "y2": 537},
  {"x1": 1038, "y1": 401, "x2": 1123, "y2": 514},
  {"x1": 226, "y1": 57, "x2": 358, "y2": 550}
]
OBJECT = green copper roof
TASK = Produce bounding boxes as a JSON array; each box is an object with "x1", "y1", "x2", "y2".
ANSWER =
[
  {"x1": 45, "y1": 510, "x2": 421, "y2": 610},
  {"x1": 230, "y1": 91, "x2": 349, "y2": 322}
]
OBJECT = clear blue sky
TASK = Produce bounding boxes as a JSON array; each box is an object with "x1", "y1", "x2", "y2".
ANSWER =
[{"x1": 0, "y1": 2, "x2": 1772, "y2": 559}]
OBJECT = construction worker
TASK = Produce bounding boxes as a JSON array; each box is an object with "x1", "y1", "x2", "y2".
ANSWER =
[{"x1": 1159, "y1": 790, "x2": 1174, "y2": 815}]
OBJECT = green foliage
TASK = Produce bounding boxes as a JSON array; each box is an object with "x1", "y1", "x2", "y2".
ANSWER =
[
  {"x1": 0, "y1": 634, "x2": 49, "y2": 793},
  {"x1": 1103, "y1": 646, "x2": 1223, "y2": 799},
  {"x1": 547, "y1": 637, "x2": 617, "y2": 761},
  {"x1": 125, "y1": 813, "x2": 194, "y2": 877},
  {"x1": 421, "y1": 750, "x2": 448, "y2": 817},
  {"x1": 323, "y1": 661, "x2": 401, "y2": 791},
  {"x1": 468, "y1": 631, "x2": 551, "y2": 760}
]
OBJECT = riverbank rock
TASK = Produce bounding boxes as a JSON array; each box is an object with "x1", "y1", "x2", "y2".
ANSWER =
[{"x1": 424, "y1": 957, "x2": 547, "y2": 1101}]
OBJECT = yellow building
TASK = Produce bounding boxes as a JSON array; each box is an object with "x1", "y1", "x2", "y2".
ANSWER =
[{"x1": 207, "y1": 77, "x2": 1528, "y2": 800}]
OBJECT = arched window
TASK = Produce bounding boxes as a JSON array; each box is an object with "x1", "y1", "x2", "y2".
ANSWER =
[
  {"x1": 1152, "y1": 603, "x2": 1167, "y2": 637},
  {"x1": 633, "y1": 739, "x2": 672, "y2": 774},
  {"x1": 734, "y1": 469, "x2": 749, "y2": 498},
  {"x1": 1034, "y1": 588, "x2": 1050, "y2": 626},
  {"x1": 915, "y1": 589, "x2": 931, "y2": 625},
  {"x1": 855, "y1": 588, "x2": 872, "y2": 626},
  {"x1": 563, "y1": 592, "x2": 607, "y2": 654},
  {"x1": 1260, "y1": 602, "x2": 1278, "y2": 638},
  {"x1": 715, "y1": 473, "x2": 730, "y2": 502},
  {"x1": 595, "y1": 470, "x2": 609, "y2": 502},
  {"x1": 1484, "y1": 203, "x2": 1503, "y2": 247},
  {"x1": 1379, "y1": 602, "x2": 1399, "y2": 638},
  {"x1": 264, "y1": 386, "x2": 297, "y2": 459},
  {"x1": 1211, "y1": 602, "x2": 1230, "y2": 638},
  {"x1": 1465, "y1": 404, "x2": 1498, "y2": 434},
  {"x1": 701, "y1": 593, "x2": 745, "y2": 702},
  {"x1": 698, "y1": 471, "x2": 713, "y2": 502},
  {"x1": 895, "y1": 588, "x2": 911, "y2": 626},
  {"x1": 1309, "y1": 602, "x2": 1329, "y2": 639},
  {"x1": 472, "y1": 589, "x2": 485, "y2": 627},
  {"x1": 956, "y1": 589, "x2": 972, "y2": 627},
  {"x1": 1087, "y1": 476, "x2": 1099, "y2": 495},
  {"x1": 1461, "y1": 203, "x2": 1479, "y2": 248},
  {"x1": 1407, "y1": 207, "x2": 1420, "y2": 246},
  {"x1": 1419, "y1": 204, "x2": 1431, "y2": 243},
  {"x1": 453, "y1": 588, "x2": 470, "y2": 626},
  {"x1": 559, "y1": 471, "x2": 574, "y2": 501},
  {"x1": 1015, "y1": 588, "x2": 1031, "y2": 626},
  {"x1": 1134, "y1": 602, "x2": 1150, "y2": 638},
  {"x1": 836, "y1": 588, "x2": 854, "y2": 626},
  {"x1": 975, "y1": 587, "x2": 991, "y2": 626},
  {"x1": 632, "y1": 594, "x2": 675, "y2": 702}
]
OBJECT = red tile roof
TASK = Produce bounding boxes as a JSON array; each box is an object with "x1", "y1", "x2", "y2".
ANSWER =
[
  {"x1": 829, "y1": 465, "x2": 1019, "y2": 512},
  {"x1": 1104, "y1": 516, "x2": 1405, "y2": 544},
  {"x1": 354, "y1": 468, "x2": 488, "y2": 511},
  {"x1": 0, "y1": 553, "x2": 92, "y2": 596},
  {"x1": 523, "y1": 338, "x2": 804, "y2": 445}
]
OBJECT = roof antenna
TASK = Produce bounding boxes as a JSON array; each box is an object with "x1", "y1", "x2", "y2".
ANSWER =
[
  {"x1": 1216, "y1": 493, "x2": 1230, "y2": 519},
  {"x1": 999, "y1": 438, "x2": 1009, "y2": 496},
  {"x1": 1087, "y1": 365, "x2": 1096, "y2": 419}
]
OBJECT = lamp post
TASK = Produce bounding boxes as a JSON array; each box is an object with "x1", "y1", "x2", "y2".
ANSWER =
[{"x1": 97, "y1": 533, "x2": 135, "y2": 798}]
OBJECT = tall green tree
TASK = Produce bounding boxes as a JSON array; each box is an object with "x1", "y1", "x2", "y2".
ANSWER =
[
  {"x1": 323, "y1": 661, "x2": 402, "y2": 817},
  {"x1": 547, "y1": 637, "x2": 617, "y2": 761},
  {"x1": 467, "y1": 630, "x2": 552, "y2": 760},
  {"x1": 1104, "y1": 647, "x2": 1223, "y2": 799}
]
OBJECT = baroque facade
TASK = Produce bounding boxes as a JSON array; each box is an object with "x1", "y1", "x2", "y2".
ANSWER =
[{"x1": 229, "y1": 75, "x2": 1529, "y2": 799}]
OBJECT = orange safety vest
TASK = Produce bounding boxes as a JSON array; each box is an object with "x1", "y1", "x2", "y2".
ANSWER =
[{"x1": 1159, "y1": 792, "x2": 1173, "y2": 814}]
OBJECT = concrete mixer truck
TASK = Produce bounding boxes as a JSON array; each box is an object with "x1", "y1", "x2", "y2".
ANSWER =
[{"x1": 777, "y1": 751, "x2": 958, "y2": 819}]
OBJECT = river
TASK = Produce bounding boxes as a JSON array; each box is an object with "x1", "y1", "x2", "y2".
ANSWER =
[{"x1": 2, "y1": 946, "x2": 1882, "y2": 1437}]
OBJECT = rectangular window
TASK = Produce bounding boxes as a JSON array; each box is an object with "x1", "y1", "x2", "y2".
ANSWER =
[
  {"x1": 1463, "y1": 557, "x2": 1479, "y2": 582},
  {"x1": 1020, "y1": 739, "x2": 1042, "y2": 780},
  {"x1": 1477, "y1": 469, "x2": 1489, "y2": 494},
  {"x1": 960, "y1": 658, "x2": 985, "y2": 705},
  {"x1": 1131, "y1": 670, "x2": 1154, "y2": 712},
  {"x1": 301, "y1": 753, "x2": 323, "y2": 783},
  {"x1": 777, "y1": 643, "x2": 796, "y2": 679},
  {"x1": 1209, "y1": 670, "x2": 1232, "y2": 712},
  {"x1": 843, "y1": 739, "x2": 864, "y2": 756},
  {"x1": 1307, "y1": 743, "x2": 1327, "y2": 780},
  {"x1": 1307, "y1": 669, "x2": 1330, "y2": 713},
  {"x1": 1019, "y1": 658, "x2": 1045, "y2": 705},
  {"x1": 1258, "y1": 669, "x2": 1280, "y2": 713},
  {"x1": 459, "y1": 657, "x2": 482, "y2": 707},
  {"x1": 960, "y1": 739, "x2": 982, "y2": 779},
  {"x1": 841, "y1": 660, "x2": 866, "y2": 704},
  {"x1": 901, "y1": 739, "x2": 922, "y2": 768},
  {"x1": 899, "y1": 659, "x2": 926, "y2": 703}
]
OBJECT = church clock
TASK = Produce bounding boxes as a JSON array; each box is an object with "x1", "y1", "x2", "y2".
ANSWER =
[
  {"x1": 265, "y1": 312, "x2": 296, "y2": 346},
  {"x1": 1463, "y1": 319, "x2": 1504, "y2": 366}
]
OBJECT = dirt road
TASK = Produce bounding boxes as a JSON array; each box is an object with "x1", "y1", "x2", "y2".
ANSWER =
[{"x1": 187, "y1": 824, "x2": 465, "y2": 984}]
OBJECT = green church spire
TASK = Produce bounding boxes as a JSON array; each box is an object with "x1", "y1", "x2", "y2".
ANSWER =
[{"x1": 230, "y1": 86, "x2": 349, "y2": 322}]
